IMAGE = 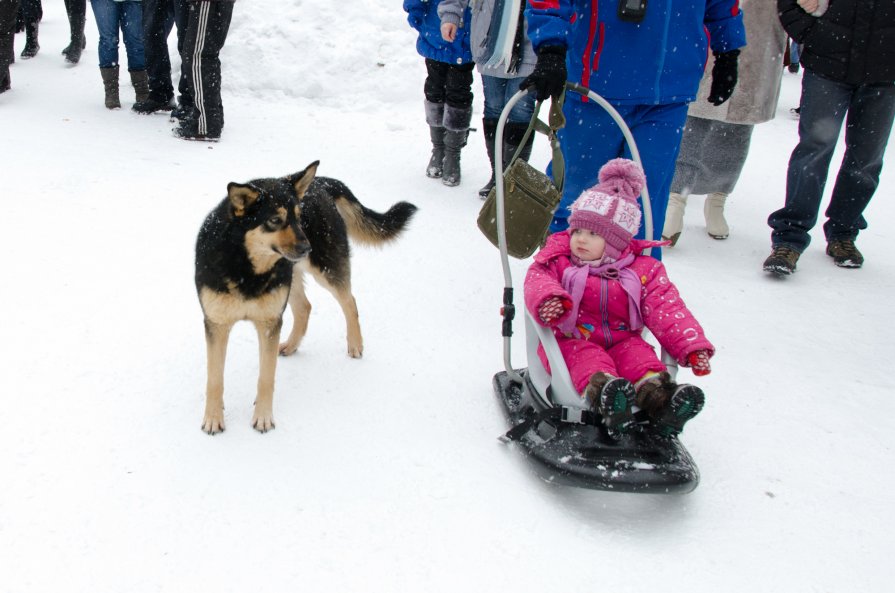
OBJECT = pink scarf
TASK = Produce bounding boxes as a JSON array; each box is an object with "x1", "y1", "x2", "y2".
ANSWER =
[{"x1": 557, "y1": 253, "x2": 643, "y2": 337}]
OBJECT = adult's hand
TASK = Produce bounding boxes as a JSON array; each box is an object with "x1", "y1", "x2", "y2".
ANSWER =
[
  {"x1": 520, "y1": 46, "x2": 567, "y2": 101},
  {"x1": 707, "y1": 50, "x2": 739, "y2": 106}
]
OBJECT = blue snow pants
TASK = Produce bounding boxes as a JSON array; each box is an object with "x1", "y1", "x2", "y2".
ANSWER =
[{"x1": 548, "y1": 98, "x2": 690, "y2": 254}]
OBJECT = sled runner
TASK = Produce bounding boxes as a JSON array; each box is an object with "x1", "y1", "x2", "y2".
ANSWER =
[{"x1": 489, "y1": 83, "x2": 700, "y2": 493}]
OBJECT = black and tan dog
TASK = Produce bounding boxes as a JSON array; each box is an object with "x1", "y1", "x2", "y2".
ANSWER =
[{"x1": 195, "y1": 161, "x2": 417, "y2": 434}]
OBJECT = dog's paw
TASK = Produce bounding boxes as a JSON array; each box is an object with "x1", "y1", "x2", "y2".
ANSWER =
[
  {"x1": 278, "y1": 340, "x2": 298, "y2": 357},
  {"x1": 202, "y1": 413, "x2": 225, "y2": 435},
  {"x1": 347, "y1": 341, "x2": 363, "y2": 358},
  {"x1": 252, "y1": 410, "x2": 276, "y2": 433}
]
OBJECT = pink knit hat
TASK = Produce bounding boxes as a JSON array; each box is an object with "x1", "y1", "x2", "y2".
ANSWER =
[{"x1": 568, "y1": 158, "x2": 645, "y2": 260}]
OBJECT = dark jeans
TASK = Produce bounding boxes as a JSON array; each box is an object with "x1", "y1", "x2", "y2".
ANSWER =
[
  {"x1": 181, "y1": 0, "x2": 233, "y2": 135},
  {"x1": 142, "y1": 0, "x2": 188, "y2": 103},
  {"x1": 769, "y1": 70, "x2": 895, "y2": 251},
  {"x1": 423, "y1": 58, "x2": 474, "y2": 109}
]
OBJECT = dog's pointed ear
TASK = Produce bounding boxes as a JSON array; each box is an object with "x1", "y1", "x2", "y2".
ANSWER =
[
  {"x1": 288, "y1": 160, "x2": 320, "y2": 200},
  {"x1": 227, "y1": 183, "x2": 260, "y2": 217}
]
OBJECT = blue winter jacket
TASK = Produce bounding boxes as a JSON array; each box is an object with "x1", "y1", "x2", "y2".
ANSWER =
[
  {"x1": 404, "y1": 0, "x2": 474, "y2": 65},
  {"x1": 525, "y1": 0, "x2": 746, "y2": 104}
]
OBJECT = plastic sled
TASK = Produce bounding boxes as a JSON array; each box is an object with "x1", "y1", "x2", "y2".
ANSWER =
[{"x1": 490, "y1": 83, "x2": 700, "y2": 493}]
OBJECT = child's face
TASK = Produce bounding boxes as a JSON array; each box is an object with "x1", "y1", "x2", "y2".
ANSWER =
[{"x1": 570, "y1": 228, "x2": 606, "y2": 262}]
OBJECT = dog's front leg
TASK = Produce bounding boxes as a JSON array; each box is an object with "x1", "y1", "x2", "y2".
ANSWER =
[
  {"x1": 279, "y1": 272, "x2": 311, "y2": 356},
  {"x1": 253, "y1": 318, "x2": 282, "y2": 432},
  {"x1": 203, "y1": 319, "x2": 233, "y2": 434}
]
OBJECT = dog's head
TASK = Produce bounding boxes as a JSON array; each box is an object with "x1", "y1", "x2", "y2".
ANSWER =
[{"x1": 225, "y1": 161, "x2": 319, "y2": 270}]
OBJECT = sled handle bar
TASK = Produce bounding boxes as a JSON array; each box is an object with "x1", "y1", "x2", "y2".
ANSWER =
[{"x1": 495, "y1": 83, "x2": 655, "y2": 386}]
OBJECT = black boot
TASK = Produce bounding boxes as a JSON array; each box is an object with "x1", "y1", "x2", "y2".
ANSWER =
[
  {"x1": 424, "y1": 100, "x2": 445, "y2": 178},
  {"x1": 503, "y1": 121, "x2": 535, "y2": 165},
  {"x1": 478, "y1": 118, "x2": 498, "y2": 198},
  {"x1": 636, "y1": 372, "x2": 705, "y2": 437},
  {"x1": 62, "y1": 0, "x2": 86, "y2": 65},
  {"x1": 584, "y1": 372, "x2": 637, "y2": 440},
  {"x1": 427, "y1": 125, "x2": 446, "y2": 178},
  {"x1": 21, "y1": 22, "x2": 39, "y2": 59},
  {"x1": 442, "y1": 104, "x2": 472, "y2": 187}
]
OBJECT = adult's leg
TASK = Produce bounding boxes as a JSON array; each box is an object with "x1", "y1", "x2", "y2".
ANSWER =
[
  {"x1": 549, "y1": 97, "x2": 628, "y2": 232},
  {"x1": 823, "y1": 83, "x2": 895, "y2": 243},
  {"x1": 119, "y1": 1, "x2": 145, "y2": 71},
  {"x1": 62, "y1": 0, "x2": 87, "y2": 62},
  {"x1": 625, "y1": 102, "x2": 690, "y2": 243},
  {"x1": 89, "y1": 0, "x2": 121, "y2": 68},
  {"x1": 0, "y1": 0, "x2": 17, "y2": 91},
  {"x1": 141, "y1": 0, "x2": 175, "y2": 102},
  {"x1": 180, "y1": 0, "x2": 233, "y2": 137},
  {"x1": 768, "y1": 71, "x2": 851, "y2": 251}
]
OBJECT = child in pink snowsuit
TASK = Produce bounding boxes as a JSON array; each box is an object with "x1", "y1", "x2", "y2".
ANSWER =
[{"x1": 523, "y1": 158, "x2": 714, "y2": 438}]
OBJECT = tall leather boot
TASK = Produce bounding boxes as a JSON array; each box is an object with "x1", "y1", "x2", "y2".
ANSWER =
[
  {"x1": 662, "y1": 192, "x2": 688, "y2": 246},
  {"x1": 425, "y1": 100, "x2": 445, "y2": 178},
  {"x1": 62, "y1": 0, "x2": 87, "y2": 64},
  {"x1": 442, "y1": 104, "x2": 472, "y2": 187},
  {"x1": 478, "y1": 118, "x2": 498, "y2": 197},
  {"x1": 130, "y1": 69, "x2": 150, "y2": 103},
  {"x1": 100, "y1": 66, "x2": 121, "y2": 109},
  {"x1": 21, "y1": 21, "x2": 39, "y2": 59},
  {"x1": 704, "y1": 191, "x2": 729, "y2": 239},
  {"x1": 503, "y1": 121, "x2": 535, "y2": 165}
]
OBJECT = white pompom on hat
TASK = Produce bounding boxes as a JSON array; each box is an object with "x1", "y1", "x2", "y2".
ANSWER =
[{"x1": 568, "y1": 158, "x2": 645, "y2": 260}]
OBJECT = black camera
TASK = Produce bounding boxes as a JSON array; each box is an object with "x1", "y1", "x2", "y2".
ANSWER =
[{"x1": 618, "y1": 0, "x2": 647, "y2": 23}]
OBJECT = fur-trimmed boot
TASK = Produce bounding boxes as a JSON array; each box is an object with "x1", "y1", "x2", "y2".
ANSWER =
[
  {"x1": 662, "y1": 192, "x2": 688, "y2": 246},
  {"x1": 584, "y1": 372, "x2": 637, "y2": 439},
  {"x1": 130, "y1": 69, "x2": 150, "y2": 104},
  {"x1": 479, "y1": 118, "x2": 498, "y2": 197},
  {"x1": 636, "y1": 372, "x2": 705, "y2": 437},
  {"x1": 704, "y1": 191, "x2": 729, "y2": 239},
  {"x1": 425, "y1": 100, "x2": 445, "y2": 178},
  {"x1": 442, "y1": 104, "x2": 472, "y2": 187},
  {"x1": 100, "y1": 66, "x2": 120, "y2": 109},
  {"x1": 21, "y1": 21, "x2": 39, "y2": 59}
]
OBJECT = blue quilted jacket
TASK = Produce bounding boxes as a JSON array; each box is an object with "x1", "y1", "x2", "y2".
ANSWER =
[
  {"x1": 404, "y1": 0, "x2": 474, "y2": 65},
  {"x1": 525, "y1": 0, "x2": 746, "y2": 104}
]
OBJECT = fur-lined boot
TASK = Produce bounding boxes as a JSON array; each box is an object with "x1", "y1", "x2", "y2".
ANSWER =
[
  {"x1": 584, "y1": 372, "x2": 637, "y2": 439},
  {"x1": 636, "y1": 372, "x2": 705, "y2": 437}
]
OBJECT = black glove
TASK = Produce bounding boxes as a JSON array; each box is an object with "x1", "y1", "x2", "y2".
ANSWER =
[
  {"x1": 707, "y1": 49, "x2": 739, "y2": 106},
  {"x1": 520, "y1": 45, "x2": 567, "y2": 101}
]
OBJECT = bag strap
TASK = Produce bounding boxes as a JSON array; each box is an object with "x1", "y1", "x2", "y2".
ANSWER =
[{"x1": 504, "y1": 93, "x2": 566, "y2": 193}]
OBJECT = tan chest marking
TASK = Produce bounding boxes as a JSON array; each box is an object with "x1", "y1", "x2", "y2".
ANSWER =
[{"x1": 199, "y1": 285, "x2": 290, "y2": 325}]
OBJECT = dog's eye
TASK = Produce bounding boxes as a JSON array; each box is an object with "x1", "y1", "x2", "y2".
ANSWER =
[{"x1": 267, "y1": 216, "x2": 283, "y2": 228}]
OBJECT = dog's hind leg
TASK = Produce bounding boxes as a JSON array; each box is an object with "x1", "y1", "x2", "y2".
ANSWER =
[
  {"x1": 203, "y1": 319, "x2": 233, "y2": 435},
  {"x1": 279, "y1": 272, "x2": 311, "y2": 356},
  {"x1": 312, "y1": 269, "x2": 363, "y2": 358},
  {"x1": 252, "y1": 318, "x2": 282, "y2": 433}
]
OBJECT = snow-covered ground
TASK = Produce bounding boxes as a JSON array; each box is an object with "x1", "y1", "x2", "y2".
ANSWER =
[{"x1": 1, "y1": 2, "x2": 892, "y2": 591}]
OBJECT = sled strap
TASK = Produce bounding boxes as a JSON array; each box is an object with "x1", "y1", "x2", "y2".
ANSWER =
[{"x1": 500, "y1": 405, "x2": 597, "y2": 442}]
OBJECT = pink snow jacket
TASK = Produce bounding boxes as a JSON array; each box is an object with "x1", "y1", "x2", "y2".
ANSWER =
[{"x1": 524, "y1": 232, "x2": 714, "y2": 366}]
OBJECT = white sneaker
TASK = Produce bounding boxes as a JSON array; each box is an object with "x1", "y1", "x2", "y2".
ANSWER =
[
  {"x1": 662, "y1": 193, "x2": 688, "y2": 246},
  {"x1": 704, "y1": 192, "x2": 729, "y2": 239}
]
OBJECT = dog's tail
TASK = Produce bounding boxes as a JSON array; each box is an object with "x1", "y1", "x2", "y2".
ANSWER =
[{"x1": 326, "y1": 178, "x2": 418, "y2": 246}]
